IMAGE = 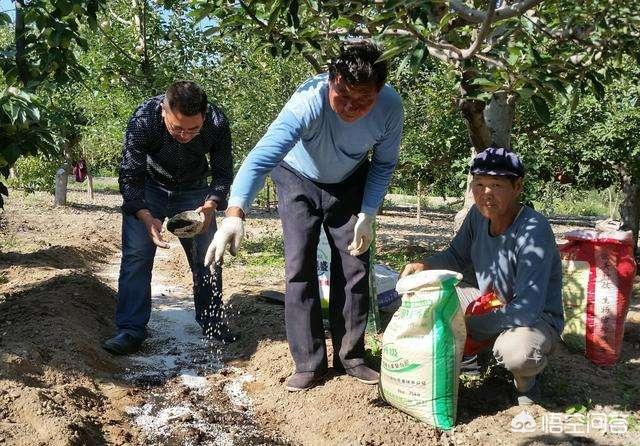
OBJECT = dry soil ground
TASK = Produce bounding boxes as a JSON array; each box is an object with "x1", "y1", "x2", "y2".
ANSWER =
[{"x1": 1, "y1": 184, "x2": 639, "y2": 446}]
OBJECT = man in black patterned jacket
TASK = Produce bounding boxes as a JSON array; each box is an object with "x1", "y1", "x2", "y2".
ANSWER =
[{"x1": 102, "y1": 81, "x2": 235, "y2": 355}]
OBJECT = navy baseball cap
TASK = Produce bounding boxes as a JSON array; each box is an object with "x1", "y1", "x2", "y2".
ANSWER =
[{"x1": 470, "y1": 147, "x2": 525, "y2": 178}]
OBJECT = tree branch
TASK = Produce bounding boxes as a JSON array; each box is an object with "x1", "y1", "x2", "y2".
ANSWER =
[
  {"x1": 475, "y1": 53, "x2": 507, "y2": 69},
  {"x1": 396, "y1": 22, "x2": 463, "y2": 58},
  {"x1": 239, "y1": 0, "x2": 268, "y2": 29},
  {"x1": 460, "y1": 0, "x2": 496, "y2": 58},
  {"x1": 97, "y1": 23, "x2": 139, "y2": 64},
  {"x1": 302, "y1": 51, "x2": 323, "y2": 73},
  {"x1": 450, "y1": 0, "x2": 543, "y2": 23},
  {"x1": 523, "y1": 14, "x2": 603, "y2": 49},
  {"x1": 239, "y1": 0, "x2": 323, "y2": 73},
  {"x1": 108, "y1": 7, "x2": 131, "y2": 26}
]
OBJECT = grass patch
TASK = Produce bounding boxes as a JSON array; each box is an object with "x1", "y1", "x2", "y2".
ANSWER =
[
  {"x1": 627, "y1": 414, "x2": 640, "y2": 432},
  {"x1": 534, "y1": 186, "x2": 620, "y2": 218},
  {"x1": 226, "y1": 234, "x2": 285, "y2": 269},
  {"x1": 364, "y1": 333, "x2": 382, "y2": 369},
  {"x1": 376, "y1": 245, "x2": 436, "y2": 272},
  {"x1": 385, "y1": 186, "x2": 620, "y2": 219},
  {"x1": 0, "y1": 233, "x2": 19, "y2": 251},
  {"x1": 67, "y1": 177, "x2": 119, "y2": 193}
]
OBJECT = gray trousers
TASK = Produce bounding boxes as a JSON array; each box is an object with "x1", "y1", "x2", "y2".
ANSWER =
[
  {"x1": 457, "y1": 285, "x2": 559, "y2": 392},
  {"x1": 271, "y1": 162, "x2": 370, "y2": 373}
]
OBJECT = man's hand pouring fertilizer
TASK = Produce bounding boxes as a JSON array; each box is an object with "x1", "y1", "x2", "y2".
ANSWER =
[{"x1": 204, "y1": 207, "x2": 245, "y2": 266}]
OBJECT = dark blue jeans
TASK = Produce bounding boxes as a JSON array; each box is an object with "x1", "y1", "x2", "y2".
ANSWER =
[
  {"x1": 271, "y1": 162, "x2": 370, "y2": 373},
  {"x1": 115, "y1": 179, "x2": 222, "y2": 339}
]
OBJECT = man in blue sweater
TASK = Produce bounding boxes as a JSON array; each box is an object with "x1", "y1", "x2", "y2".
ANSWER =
[
  {"x1": 205, "y1": 41, "x2": 404, "y2": 391},
  {"x1": 402, "y1": 148, "x2": 563, "y2": 406}
]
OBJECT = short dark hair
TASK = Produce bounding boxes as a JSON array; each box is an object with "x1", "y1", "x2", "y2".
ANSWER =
[
  {"x1": 165, "y1": 81, "x2": 208, "y2": 116},
  {"x1": 328, "y1": 40, "x2": 387, "y2": 89}
]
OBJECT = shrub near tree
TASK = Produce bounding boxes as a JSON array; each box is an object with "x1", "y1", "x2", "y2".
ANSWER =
[{"x1": 389, "y1": 61, "x2": 469, "y2": 198}]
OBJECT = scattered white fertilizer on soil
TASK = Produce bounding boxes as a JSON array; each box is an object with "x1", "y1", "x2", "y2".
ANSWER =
[{"x1": 224, "y1": 372, "x2": 255, "y2": 409}]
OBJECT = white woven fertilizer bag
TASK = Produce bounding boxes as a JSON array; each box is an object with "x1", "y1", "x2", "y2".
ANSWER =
[{"x1": 379, "y1": 270, "x2": 466, "y2": 430}]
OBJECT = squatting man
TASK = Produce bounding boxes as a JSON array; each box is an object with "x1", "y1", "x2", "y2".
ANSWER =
[{"x1": 401, "y1": 147, "x2": 564, "y2": 406}]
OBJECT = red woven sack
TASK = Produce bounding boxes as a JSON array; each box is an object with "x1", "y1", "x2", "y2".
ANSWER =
[{"x1": 560, "y1": 229, "x2": 636, "y2": 366}]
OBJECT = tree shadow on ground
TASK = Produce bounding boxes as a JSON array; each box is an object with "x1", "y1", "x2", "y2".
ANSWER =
[
  {"x1": 66, "y1": 201, "x2": 122, "y2": 213},
  {"x1": 67, "y1": 187, "x2": 122, "y2": 197},
  {"x1": 0, "y1": 244, "x2": 114, "y2": 270},
  {"x1": 543, "y1": 321, "x2": 640, "y2": 412},
  {"x1": 380, "y1": 205, "x2": 458, "y2": 218},
  {"x1": 515, "y1": 434, "x2": 598, "y2": 445},
  {"x1": 220, "y1": 291, "x2": 288, "y2": 363}
]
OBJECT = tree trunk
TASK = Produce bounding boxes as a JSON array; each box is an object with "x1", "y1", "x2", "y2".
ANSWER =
[
  {"x1": 416, "y1": 181, "x2": 421, "y2": 224},
  {"x1": 618, "y1": 164, "x2": 640, "y2": 253},
  {"x1": 54, "y1": 167, "x2": 69, "y2": 206},
  {"x1": 265, "y1": 181, "x2": 271, "y2": 211},
  {"x1": 454, "y1": 92, "x2": 516, "y2": 232},
  {"x1": 87, "y1": 174, "x2": 94, "y2": 200},
  {"x1": 484, "y1": 91, "x2": 516, "y2": 149}
]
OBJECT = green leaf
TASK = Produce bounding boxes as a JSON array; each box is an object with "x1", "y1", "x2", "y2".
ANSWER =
[
  {"x1": 587, "y1": 73, "x2": 605, "y2": 100},
  {"x1": 0, "y1": 12, "x2": 11, "y2": 25},
  {"x1": 518, "y1": 86, "x2": 535, "y2": 100},
  {"x1": 378, "y1": 40, "x2": 413, "y2": 62},
  {"x1": 438, "y1": 12, "x2": 456, "y2": 29},
  {"x1": 331, "y1": 16, "x2": 355, "y2": 29},
  {"x1": 470, "y1": 78, "x2": 499, "y2": 89},
  {"x1": 409, "y1": 46, "x2": 425, "y2": 71},
  {"x1": 287, "y1": 0, "x2": 300, "y2": 28},
  {"x1": 531, "y1": 95, "x2": 551, "y2": 123}
]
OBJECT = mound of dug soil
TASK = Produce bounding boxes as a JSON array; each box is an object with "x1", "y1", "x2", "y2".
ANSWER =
[{"x1": 0, "y1": 273, "x2": 137, "y2": 446}]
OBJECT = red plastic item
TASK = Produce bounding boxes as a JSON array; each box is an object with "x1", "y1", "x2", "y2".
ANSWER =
[
  {"x1": 73, "y1": 159, "x2": 88, "y2": 182},
  {"x1": 463, "y1": 291, "x2": 504, "y2": 356},
  {"x1": 560, "y1": 229, "x2": 636, "y2": 366}
]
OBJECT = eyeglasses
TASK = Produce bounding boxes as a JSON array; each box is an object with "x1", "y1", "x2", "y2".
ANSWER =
[
  {"x1": 165, "y1": 120, "x2": 202, "y2": 137},
  {"x1": 162, "y1": 102, "x2": 203, "y2": 137}
]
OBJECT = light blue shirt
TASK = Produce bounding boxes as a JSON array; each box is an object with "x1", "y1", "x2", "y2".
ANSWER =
[
  {"x1": 227, "y1": 73, "x2": 404, "y2": 215},
  {"x1": 426, "y1": 205, "x2": 564, "y2": 340}
]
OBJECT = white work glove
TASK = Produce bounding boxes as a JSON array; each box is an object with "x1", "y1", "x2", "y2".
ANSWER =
[
  {"x1": 348, "y1": 212, "x2": 375, "y2": 256},
  {"x1": 204, "y1": 216, "x2": 245, "y2": 266}
]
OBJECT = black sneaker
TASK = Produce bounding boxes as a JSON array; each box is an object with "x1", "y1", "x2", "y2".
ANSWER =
[
  {"x1": 102, "y1": 332, "x2": 144, "y2": 355},
  {"x1": 517, "y1": 375, "x2": 542, "y2": 406}
]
